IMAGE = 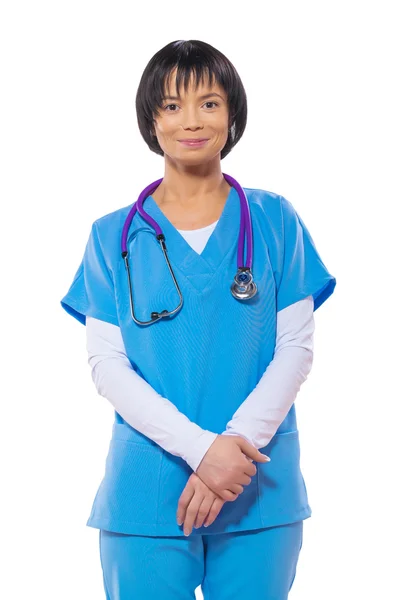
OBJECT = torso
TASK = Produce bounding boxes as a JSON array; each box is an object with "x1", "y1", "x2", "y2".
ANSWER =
[{"x1": 151, "y1": 182, "x2": 232, "y2": 231}]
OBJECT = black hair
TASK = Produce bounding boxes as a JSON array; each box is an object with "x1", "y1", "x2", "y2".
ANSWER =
[{"x1": 135, "y1": 40, "x2": 247, "y2": 160}]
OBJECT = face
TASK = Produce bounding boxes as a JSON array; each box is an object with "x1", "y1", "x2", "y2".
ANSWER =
[{"x1": 152, "y1": 69, "x2": 230, "y2": 164}]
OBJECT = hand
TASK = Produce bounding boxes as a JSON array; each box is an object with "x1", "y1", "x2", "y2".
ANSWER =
[
  {"x1": 195, "y1": 434, "x2": 270, "y2": 501},
  {"x1": 176, "y1": 472, "x2": 226, "y2": 536}
]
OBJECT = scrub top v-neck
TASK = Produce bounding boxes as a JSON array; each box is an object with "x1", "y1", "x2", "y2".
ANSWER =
[{"x1": 144, "y1": 185, "x2": 238, "y2": 285}]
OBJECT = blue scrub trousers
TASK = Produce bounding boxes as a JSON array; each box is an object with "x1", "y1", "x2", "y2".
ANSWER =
[{"x1": 99, "y1": 521, "x2": 303, "y2": 599}]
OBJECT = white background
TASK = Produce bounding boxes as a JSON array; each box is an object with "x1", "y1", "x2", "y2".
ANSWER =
[{"x1": 1, "y1": 1, "x2": 399, "y2": 598}]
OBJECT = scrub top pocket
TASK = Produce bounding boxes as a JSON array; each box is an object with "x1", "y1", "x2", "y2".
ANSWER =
[
  {"x1": 257, "y1": 430, "x2": 311, "y2": 525},
  {"x1": 86, "y1": 435, "x2": 164, "y2": 529}
]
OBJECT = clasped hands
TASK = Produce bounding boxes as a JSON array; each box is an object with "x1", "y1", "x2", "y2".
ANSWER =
[{"x1": 176, "y1": 434, "x2": 270, "y2": 536}]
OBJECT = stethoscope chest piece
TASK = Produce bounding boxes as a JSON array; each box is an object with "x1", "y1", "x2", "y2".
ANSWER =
[{"x1": 231, "y1": 268, "x2": 258, "y2": 300}]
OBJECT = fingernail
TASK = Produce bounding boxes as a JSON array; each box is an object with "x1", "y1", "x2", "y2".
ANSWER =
[{"x1": 177, "y1": 520, "x2": 182, "y2": 526}]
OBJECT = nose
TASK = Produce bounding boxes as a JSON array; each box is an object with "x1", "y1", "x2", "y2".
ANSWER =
[{"x1": 180, "y1": 106, "x2": 204, "y2": 131}]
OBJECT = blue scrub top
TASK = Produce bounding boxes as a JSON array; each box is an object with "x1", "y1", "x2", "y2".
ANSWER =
[{"x1": 60, "y1": 186, "x2": 336, "y2": 536}]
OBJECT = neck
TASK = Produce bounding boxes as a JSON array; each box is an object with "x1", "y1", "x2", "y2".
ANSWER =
[{"x1": 154, "y1": 159, "x2": 229, "y2": 207}]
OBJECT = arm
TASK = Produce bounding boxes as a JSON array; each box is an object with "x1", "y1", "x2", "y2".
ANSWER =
[
  {"x1": 86, "y1": 316, "x2": 218, "y2": 472},
  {"x1": 86, "y1": 294, "x2": 312, "y2": 473},
  {"x1": 221, "y1": 295, "x2": 315, "y2": 449}
]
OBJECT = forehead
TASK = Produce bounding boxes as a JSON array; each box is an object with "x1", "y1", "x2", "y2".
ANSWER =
[{"x1": 163, "y1": 68, "x2": 226, "y2": 98}]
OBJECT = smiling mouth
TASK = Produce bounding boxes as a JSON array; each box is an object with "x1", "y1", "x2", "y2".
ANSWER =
[
  {"x1": 178, "y1": 138, "x2": 209, "y2": 142},
  {"x1": 178, "y1": 139, "x2": 209, "y2": 146}
]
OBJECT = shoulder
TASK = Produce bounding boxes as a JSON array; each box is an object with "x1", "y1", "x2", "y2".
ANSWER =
[
  {"x1": 86, "y1": 203, "x2": 135, "y2": 269},
  {"x1": 243, "y1": 186, "x2": 287, "y2": 234},
  {"x1": 92, "y1": 203, "x2": 134, "y2": 237},
  {"x1": 244, "y1": 186, "x2": 285, "y2": 214},
  {"x1": 91, "y1": 202, "x2": 135, "y2": 249}
]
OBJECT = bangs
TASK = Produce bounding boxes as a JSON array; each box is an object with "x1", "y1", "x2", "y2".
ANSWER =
[{"x1": 152, "y1": 53, "x2": 230, "y2": 117}]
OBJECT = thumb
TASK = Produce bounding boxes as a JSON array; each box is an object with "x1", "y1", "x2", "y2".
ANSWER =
[{"x1": 238, "y1": 438, "x2": 271, "y2": 463}]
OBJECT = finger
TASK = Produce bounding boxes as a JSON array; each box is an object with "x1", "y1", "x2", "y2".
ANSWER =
[
  {"x1": 243, "y1": 461, "x2": 258, "y2": 477},
  {"x1": 204, "y1": 497, "x2": 225, "y2": 527},
  {"x1": 195, "y1": 474, "x2": 237, "y2": 502},
  {"x1": 176, "y1": 482, "x2": 195, "y2": 526},
  {"x1": 184, "y1": 493, "x2": 205, "y2": 536},
  {"x1": 220, "y1": 488, "x2": 239, "y2": 502},
  {"x1": 229, "y1": 483, "x2": 244, "y2": 495},
  {"x1": 236, "y1": 473, "x2": 252, "y2": 486},
  {"x1": 194, "y1": 496, "x2": 214, "y2": 529}
]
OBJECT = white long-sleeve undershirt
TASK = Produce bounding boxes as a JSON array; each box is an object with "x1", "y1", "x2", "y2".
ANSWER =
[{"x1": 86, "y1": 220, "x2": 315, "y2": 472}]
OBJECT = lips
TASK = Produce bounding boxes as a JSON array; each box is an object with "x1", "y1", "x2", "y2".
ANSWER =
[
  {"x1": 178, "y1": 138, "x2": 209, "y2": 147},
  {"x1": 179, "y1": 138, "x2": 208, "y2": 142}
]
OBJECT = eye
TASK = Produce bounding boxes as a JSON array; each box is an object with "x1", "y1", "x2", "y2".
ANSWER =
[{"x1": 163, "y1": 101, "x2": 219, "y2": 112}]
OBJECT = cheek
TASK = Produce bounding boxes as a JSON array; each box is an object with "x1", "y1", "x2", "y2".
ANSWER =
[
  {"x1": 159, "y1": 126, "x2": 178, "y2": 140},
  {"x1": 211, "y1": 128, "x2": 229, "y2": 144},
  {"x1": 154, "y1": 117, "x2": 173, "y2": 134},
  {"x1": 210, "y1": 120, "x2": 230, "y2": 137}
]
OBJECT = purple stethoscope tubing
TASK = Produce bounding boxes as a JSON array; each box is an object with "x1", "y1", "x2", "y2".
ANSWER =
[
  {"x1": 120, "y1": 173, "x2": 257, "y2": 325},
  {"x1": 121, "y1": 173, "x2": 253, "y2": 268}
]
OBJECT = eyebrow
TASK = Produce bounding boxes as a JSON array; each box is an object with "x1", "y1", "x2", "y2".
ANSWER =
[{"x1": 162, "y1": 93, "x2": 225, "y2": 101}]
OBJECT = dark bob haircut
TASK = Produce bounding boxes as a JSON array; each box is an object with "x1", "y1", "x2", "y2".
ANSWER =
[{"x1": 135, "y1": 40, "x2": 247, "y2": 160}]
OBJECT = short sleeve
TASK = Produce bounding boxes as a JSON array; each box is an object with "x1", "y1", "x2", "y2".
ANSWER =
[
  {"x1": 60, "y1": 221, "x2": 119, "y2": 326},
  {"x1": 276, "y1": 195, "x2": 336, "y2": 312}
]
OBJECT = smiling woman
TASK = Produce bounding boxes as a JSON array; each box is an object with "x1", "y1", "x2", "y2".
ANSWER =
[
  {"x1": 135, "y1": 40, "x2": 247, "y2": 162},
  {"x1": 60, "y1": 38, "x2": 336, "y2": 600}
]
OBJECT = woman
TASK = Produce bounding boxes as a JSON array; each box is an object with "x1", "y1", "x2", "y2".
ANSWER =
[{"x1": 61, "y1": 39, "x2": 336, "y2": 599}]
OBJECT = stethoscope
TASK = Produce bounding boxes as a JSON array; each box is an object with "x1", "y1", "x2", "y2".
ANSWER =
[{"x1": 121, "y1": 172, "x2": 257, "y2": 326}]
